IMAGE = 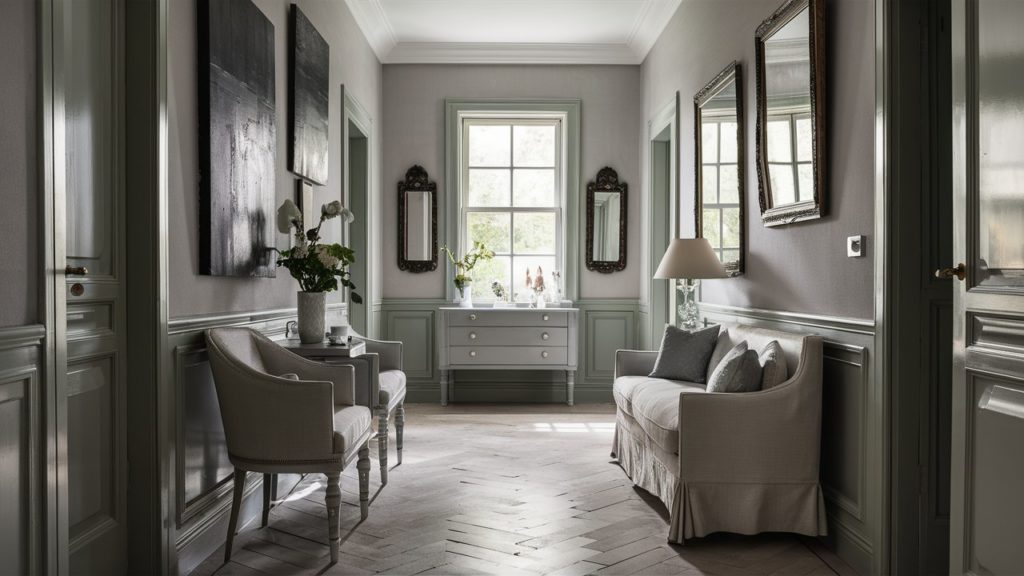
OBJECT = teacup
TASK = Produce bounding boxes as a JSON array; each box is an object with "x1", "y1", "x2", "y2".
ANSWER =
[{"x1": 330, "y1": 325, "x2": 350, "y2": 339}]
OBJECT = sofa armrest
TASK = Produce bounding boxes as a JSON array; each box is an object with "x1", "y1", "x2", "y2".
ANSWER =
[
  {"x1": 615, "y1": 350, "x2": 658, "y2": 378},
  {"x1": 677, "y1": 337, "x2": 823, "y2": 483}
]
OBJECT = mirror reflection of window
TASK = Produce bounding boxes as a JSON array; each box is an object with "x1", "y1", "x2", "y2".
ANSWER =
[{"x1": 698, "y1": 67, "x2": 742, "y2": 273}]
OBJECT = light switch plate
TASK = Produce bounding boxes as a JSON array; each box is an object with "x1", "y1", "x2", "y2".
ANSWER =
[{"x1": 847, "y1": 235, "x2": 865, "y2": 258}]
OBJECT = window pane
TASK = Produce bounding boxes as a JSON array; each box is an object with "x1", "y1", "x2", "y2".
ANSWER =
[
  {"x1": 719, "y1": 165, "x2": 739, "y2": 203},
  {"x1": 767, "y1": 119, "x2": 792, "y2": 162},
  {"x1": 513, "y1": 124, "x2": 556, "y2": 167},
  {"x1": 466, "y1": 212, "x2": 511, "y2": 253},
  {"x1": 470, "y1": 255, "x2": 511, "y2": 299},
  {"x1": 702, "y1": 208, "x2": 721, "y2": 249},
  {"x1": 795, "y1": 117, "x2": 813, "y2": 162},
  {"x1": 701, "y1": 122, "x2": 719, "y2": 164},
  {"x1": 468, "y1": 124, "x2": 510, "y2": 167},
  {"x1": 719, "y1": 121, "x2": 738, "y2": 163},
  {"x1": 468, "y1": 169, "x2": 510, "y2": 207},
  {"x1": 512, "y1": 169, "x2": 556, "y2": 207},
  {"x1": 513, "y1": 212, "x2": 557, "y2": 254},
  {"x1": 768, "y1": 163, "x2": 797, "y2": 205},
  {"x1": 722, "y1": 249, "x2": 740, "y2": 265},
  {"x1": 513, "y1": 256, "x2": 557, "y2": 300},
  {"x1": 722, "y1": 207, "x2": 740, "y2": 249},
  {"x1": 798, "y1": 163, "x2": 814, "y2": 202},
  {"x1": 702, "y1": 167, "x2": 719, "y2": 203}
]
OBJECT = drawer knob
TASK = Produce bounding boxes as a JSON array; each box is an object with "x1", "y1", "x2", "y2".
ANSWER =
[
  {"x1": 541, "y1": 351, "x2": 550, "y2": 358},
  {"x1": 469, "y1": 350, "x2": 477, "y2": 357},
  {"x1": 541, "y1": 332, "x2": 550, "y2": 340},
  {"x1": 469, "y1": 332, "x2": 477, "y2": 340},
  {"x1": 469, "y1": 314, "x2": 477, "y2": 321},
  {"x1": 542, "y1": 314, "x2": 550, "y2": 321}
]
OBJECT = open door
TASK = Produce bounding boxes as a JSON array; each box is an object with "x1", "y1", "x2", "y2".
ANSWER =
[{"x1": 949, "y1": 0, "x2": 1024, "y2": 573}]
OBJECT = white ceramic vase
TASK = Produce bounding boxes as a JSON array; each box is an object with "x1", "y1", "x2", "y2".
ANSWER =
[
  {"x1": 297, "y1": 291, "x2": 327, "y2": 343},
  {"x1": 458, "y1": 285, "x2": 473, "y2": 308}
]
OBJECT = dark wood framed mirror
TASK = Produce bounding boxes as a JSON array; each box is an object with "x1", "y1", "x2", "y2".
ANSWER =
[
  {"x1": 586, "y1": 167, "x2": 627, "y2": 273},
  {"x1": 398, "y1": 165, "x2": 438, "y2": 272},
  {"x1": 695, "y1": 62, "x2": 744, "y2": 276},
  {"x1": 755, "y1": 0, "x2": 826, "y2": 226}
]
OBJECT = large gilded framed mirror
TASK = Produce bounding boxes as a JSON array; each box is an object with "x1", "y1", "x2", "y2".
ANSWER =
[
  {"x1": 585, "y1": 167, "x2": 627, "y2": 273},
  {"x1": 398, "y1": 165, "x2": 438, "y2": 272},
  {"x1": 695, "y1": 62, "x2": 744, "y2": 276},
  {"x1": 755, "y1": 0, "x2": 826, "y2": 226}
]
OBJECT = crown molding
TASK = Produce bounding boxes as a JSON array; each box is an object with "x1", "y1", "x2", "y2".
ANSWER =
[
  {"x1": 344, "y1": 0, "x2": 397, "y2": 61},
  {"x1": 626, "y1": 0, "x2": 683, "y2": 62},
  {"x1": 384, "y1": 42, "x2": 640, "y2": 65}
]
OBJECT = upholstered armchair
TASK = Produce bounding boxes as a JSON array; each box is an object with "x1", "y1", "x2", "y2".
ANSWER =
[
  {"x1": 205, "y1": 327, "x2": 374, "y2": 564},
  {"x1": 336, "y1": 333, "x2": 406, "y2": 484}
]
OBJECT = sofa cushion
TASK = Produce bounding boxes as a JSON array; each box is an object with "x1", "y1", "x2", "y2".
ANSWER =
[
  {"x1": 612, "y1": 376, "x2": 650, "y2": 416},
  {"x1": 759, "y1": 340, "x2": 789, "y2": 389},
  {"x1": 631, "y1": 379, "x2": 707, "y2": 454},
  {"x1": 379, "y1": 370, "x2": 407, "y2": 410},
  {"x1": 707, "y1": 342, "x2": 763, "y2": 393},
  {"x1": 649, "y1": 325, "x2": 720, "y2": 383}
]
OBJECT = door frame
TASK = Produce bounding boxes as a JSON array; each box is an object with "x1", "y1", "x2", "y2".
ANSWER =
[
  {"x1": 644, "y1": 92, "x2": 679, "y2": 348},
  {"x1": 342, "y1": 87, "x2": 375, "y2": 337}
]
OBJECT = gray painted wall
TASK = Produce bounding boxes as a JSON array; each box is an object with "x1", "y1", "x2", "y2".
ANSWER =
[
  {"x1": 168, "y1": 0, "x2": 382, "y2": 319},
  {"x1": 0, "y1": 0, "x2": 37, "y2": 327},
  {"x1": 381, "y1": 64, "x2": 642, "y2": 299},
  {"x1": 642, "y1": 0, "x2": 875, "y2": 320}
]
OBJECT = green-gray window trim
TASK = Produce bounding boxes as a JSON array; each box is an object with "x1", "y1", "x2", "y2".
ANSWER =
[{"x1": 444, "y1": 99, "x2": 581, "y2": 303}]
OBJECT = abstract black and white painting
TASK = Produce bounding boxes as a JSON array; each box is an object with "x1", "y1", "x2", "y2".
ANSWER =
[
  {"x1": 289, "y1": 4, "x2": 330, "y2": 185},
  {"x1": 198, "y1": 0, "x2": 276, "y2": 277}
]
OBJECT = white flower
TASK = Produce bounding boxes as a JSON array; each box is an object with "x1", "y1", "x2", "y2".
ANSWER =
[
  {"x1": 292, "y1": 245, "x2": 308, "y2": 259},
  {"x1": 322, "y1": 200, "x2": 343, "y2": 218},
  {"x1": 277, "y1": 199, "x2": 302, "y2": 234},
  {"x1": 340, "y1": 206, "x2": 355, "y2": 224},
  {"x1": 317, "y1": 250, "x2": 340, "y2": 268}
]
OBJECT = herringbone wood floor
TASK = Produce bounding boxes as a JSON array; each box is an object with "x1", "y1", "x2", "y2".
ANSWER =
[{"x1": 190, "y1": 404, "x2": 848, "y2": 576}]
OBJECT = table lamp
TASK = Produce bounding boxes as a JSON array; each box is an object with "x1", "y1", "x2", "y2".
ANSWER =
[{"x1": 654, "y1": 238, "x2": 728, "y2": 330}]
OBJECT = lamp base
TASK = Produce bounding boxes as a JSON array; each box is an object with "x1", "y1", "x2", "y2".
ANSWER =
[{"x1": 676, "y1": 279, "x2": 701, "y2": 331}]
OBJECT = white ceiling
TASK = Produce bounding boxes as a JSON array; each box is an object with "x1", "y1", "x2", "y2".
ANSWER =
[{"x1": 344, "y1": 0, "x2": 683, "y2": 65}]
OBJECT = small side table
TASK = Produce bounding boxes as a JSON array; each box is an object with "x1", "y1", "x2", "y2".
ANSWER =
[{"x1": 279, "y1": 338, "x2": 366, "y2": 359}]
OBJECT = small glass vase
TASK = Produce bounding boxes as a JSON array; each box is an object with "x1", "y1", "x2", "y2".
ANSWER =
[
  {"x1": 458, "y1": 285, "x2": 473, "y2": 308},
  {"x1": 297, "y1": 291, "x2": 327, "y2": 343},
  {"x1": 676, "y1": 280, "x2": 701, "y2": 331}
]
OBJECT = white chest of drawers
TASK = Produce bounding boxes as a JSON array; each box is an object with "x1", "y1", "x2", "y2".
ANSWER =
[{"x1": 438, "y1": 307, "x2": 579, "y2": 405}]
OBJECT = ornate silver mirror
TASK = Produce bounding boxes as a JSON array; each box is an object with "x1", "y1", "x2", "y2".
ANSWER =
[
  {"x1": 695, "y1": 62, "x2": 744, "y2": 276},
  {"x1": 586, "y1": 167, "x2": 627, "y2": 273},
  {"x1": 755, "y1": 0, "x2": 826, "y2": 226},
  {"x1": 398, "y1": 165, "x2": 438, "y2": 272}
]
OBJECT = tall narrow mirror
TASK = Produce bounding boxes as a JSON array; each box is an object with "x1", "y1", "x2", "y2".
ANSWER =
[
  {"x1": 695, "y1": 62, "x2": 744, "y2": 276},
  {"x1": 755, "y1": 0, "x2": 826, "y2": 226},
  {"x1": 586, "y1": 167, "x2": 627, "y2": 273},
  {"x1": 398, "y1": 165, "x2": 438, "y2": 272}
]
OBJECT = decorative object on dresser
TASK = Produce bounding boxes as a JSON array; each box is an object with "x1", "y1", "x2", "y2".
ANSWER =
[
  {"x1": 442, "y1": 242, "x2": 496, "y2": 308},
  {"x1": 438, "y1": 307, "x2": 579, "y2": 406},
  {"x1": 281, "y1": 333, "x2": 407, "y2": 485},
  {"x1": 205, "y1": 328, "x2": 374, "y2": 565},
  {"x1": 695, "y1": 62, "x2": 745, "y2": 275},
  {"x1": 654, "y1": 238, "x2": 728, "y2": 330},
  {"x1": 585, "y1": 167, "x2": 627, "y2": 273},
  {"x1": 275, "y1": 198, "x2": 360, "y2": 343},
  {"x1": 755, "y1": 0, "x2": 827, "y2": 226},
  {"x1": 197, "y1": 0, "x2": 276, "y2": 277},
  {"x1": 398, "y1": 165, "x2": 438, "y2": 272},
  {"x1": 611, "y1": 325, "x2": 826, "y2": 544},
  {"x1": 289, "y1": 4, "x2": 330, "y2": 185}
]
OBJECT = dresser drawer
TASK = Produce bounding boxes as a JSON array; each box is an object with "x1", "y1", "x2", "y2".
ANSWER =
[
  {"x1": 447, "y1": 310, "x2": 570, "y2": 327},
  {"x1": 449, "y1": 326, "x2": 568, "y2": 347},
  {"x1": 449, "y1": 346, "x2": 568, "y2": 366}
]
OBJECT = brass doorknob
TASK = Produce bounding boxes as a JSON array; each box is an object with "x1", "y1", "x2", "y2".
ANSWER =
[
  {"x1": 65, "y1": 265, "x2": 89, "y2": 276},
  {"x1": 935, "y1": 263, "x2": 965, "y2": 281}
]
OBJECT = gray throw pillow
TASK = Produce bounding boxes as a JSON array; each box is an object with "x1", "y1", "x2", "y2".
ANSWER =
[
  {"x1": 706, "y1": 341, "x2": 763, "y2": 393},
  {"x1": 759, "y1": 340, "x2": 789, "y2": 389},
  {"x1": 648, "y1": 325, "x2": 720, "y2": 383}
]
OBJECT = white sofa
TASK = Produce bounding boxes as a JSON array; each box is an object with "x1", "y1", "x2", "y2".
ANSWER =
[{"x1": 612, "y1": 324, "x2": 827, "y2": 543}]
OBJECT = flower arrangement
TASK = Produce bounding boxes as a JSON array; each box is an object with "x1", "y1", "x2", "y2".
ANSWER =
[
  {"x1": 275, "y1": 198, "x2": 362, "y2": 303},
  {"x1": 441, "y1": 242, "x2": 495, "y2": 299}
]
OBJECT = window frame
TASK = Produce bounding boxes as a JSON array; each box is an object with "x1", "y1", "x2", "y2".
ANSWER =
[
  {"x1": 699, "y1": 115, "x2": 742, "y2": 265},
  {"x1": 766, "y1": 110, "x2": 814, "y2": 204}
]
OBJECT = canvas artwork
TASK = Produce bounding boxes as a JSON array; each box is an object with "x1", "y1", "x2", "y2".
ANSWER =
[
  {"x1": 198, "y1": 0, "x2": 277, "y2": 277},
  {"x1": 289, "y1": 4, "x2": 330, "y2": 185}
]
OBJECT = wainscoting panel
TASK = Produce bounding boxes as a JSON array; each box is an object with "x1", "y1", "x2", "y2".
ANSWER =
[
  {"x1": 700, "y1": 304, "x2": 878, "y2": 576},
  {"x1": 167, "y1": 306, "x2": 342, "y2": 575},
  {"x1": 379, "y1": 298, "x2": 638, "y2": 403},
  {"x1": 0, "y1": 325, "x2": 45, "y2": 575}
]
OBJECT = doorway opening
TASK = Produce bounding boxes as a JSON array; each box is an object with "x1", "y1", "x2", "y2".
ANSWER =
[
  {"x1": 344, "y1": 89, "x2": 372, "y2": 336},
  {"x1": 644, "y1": 94, "x2": 678, "y2": 348}
]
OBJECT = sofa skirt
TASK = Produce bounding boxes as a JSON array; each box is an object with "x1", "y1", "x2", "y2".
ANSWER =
[{"x1": 613, "y1": 408, "x2": 828, "y2": 544}]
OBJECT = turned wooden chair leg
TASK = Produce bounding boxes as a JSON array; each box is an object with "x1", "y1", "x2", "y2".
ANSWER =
[
  {"x1": 224, "y1": 469, "x2": 246, "y2": 563},
  {"x1": 261, "y1": 473, "x2": 272, "y2": 528},
  {"x1": 325, "y1": 471, "x2": 342, "y2": 564},
  {"x1": 395, "y1": 404, "x2": 405, "y2": 465},
  {"x1": 358, "y1": 442, "x2": 371, "y2": 520},
  {"x1": 378, "y1": 409, "x2": 389, "y2": 485}
]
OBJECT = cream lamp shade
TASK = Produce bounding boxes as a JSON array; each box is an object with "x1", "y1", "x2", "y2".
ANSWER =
[{"x1": 654, "y1": 238, "x2": 728, "y2": 280}]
